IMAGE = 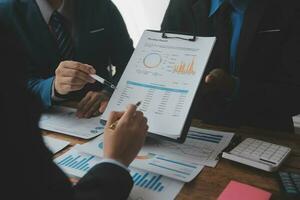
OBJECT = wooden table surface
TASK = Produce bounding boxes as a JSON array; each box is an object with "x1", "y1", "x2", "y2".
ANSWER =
[{"x1": 44, "y1": 120, "x2": 300, "y2": 200}]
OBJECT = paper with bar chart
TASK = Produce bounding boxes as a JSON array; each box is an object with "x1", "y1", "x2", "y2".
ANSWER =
[
  {"x1": 39, "y1": 106, "x2": 104, "y2": 139},
  {"x1": 76, "y1": 127, "x2": 234, "y2": 182},
  {"x1": 54, "y1": 148, "x2": 102, "y2": 178},
  {"x1": 77, "y1": 134, "x2": 203, "y2": 182},
  {"x1": 139, "y1": 127, "x2": 235, "y2": 168},
  {"x1": 55, "y1": 148, "x2": 183, "y2": 200},
  {"x1": 128, "y1": 168, "x2": 184, "y2": 200},
  {"x1": 101, "y1": 31, "x2": 216, "y2": 139}
]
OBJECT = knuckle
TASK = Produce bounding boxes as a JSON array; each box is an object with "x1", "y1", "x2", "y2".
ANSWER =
[
  {"x1": 73, "y1": 70, "x2": 80, "y2": 77},
  {"x1": 87, "y1": 91, "x2": 94, "y2": 96},
  {"x1": 136, "y1": 111, "x2": 143, "y2": 117},
  {"x1": 68, "y1": 85, "x2": 74, "y2": 90},
  {"x1": 55, "y1": 68, "x2": 61, "y2": 74},
  {"x1": 70, "y1": 77, "x2": 77, "y2": 84}
]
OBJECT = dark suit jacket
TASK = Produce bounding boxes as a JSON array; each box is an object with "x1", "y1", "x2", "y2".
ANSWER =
[
  {"x1": 0, "y1": 0, "x2": 134, "y2": 107},
  {"x1": 0, "y1": 22, "x2": 133, "y2": 200},
  {"x1": 162, "y1": 0, "x2": 300, "y2": 132}
]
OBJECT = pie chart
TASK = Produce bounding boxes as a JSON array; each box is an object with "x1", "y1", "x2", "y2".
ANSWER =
[{"x1": 143, "y1": 53, "x2": 162, "y2": 68}]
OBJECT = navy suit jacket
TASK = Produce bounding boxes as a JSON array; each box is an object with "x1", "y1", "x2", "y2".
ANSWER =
[
  {"x1": 162, "y1": 0, "x2": 300, "y2": 131},
  {"x1": 0, "y1": 18, "x2": 133, "y2": 200},
  {"x1": 0, "y1": 0, "x2": 134, "y2": 107}
]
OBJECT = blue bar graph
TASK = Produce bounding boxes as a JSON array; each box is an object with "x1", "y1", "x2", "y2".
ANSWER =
[
  {"x1": 57, "y1": 154, "x2": 95, "y2": 172},
  {"x1": 188, "y1": 130, "x2": 223, "y2": 143},
  {"x1": 131, "y1": 171, "x2": 165, "y2": 192}
]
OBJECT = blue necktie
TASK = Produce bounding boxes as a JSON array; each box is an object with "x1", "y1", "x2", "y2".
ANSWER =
[{"x1": 49, "y1": 11, "x2": 75, "y2": 60}]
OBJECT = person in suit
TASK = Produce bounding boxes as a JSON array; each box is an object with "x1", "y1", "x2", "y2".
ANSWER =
[
  {"x1": 0, "y1": 22, "x2": 148, "y2": 200},
  {"x1": 161, "y1": 0, "x2": 300, "y2": 132},
  {"x1": 0, "y1": 0, "x2": 134, "y2": 118}
]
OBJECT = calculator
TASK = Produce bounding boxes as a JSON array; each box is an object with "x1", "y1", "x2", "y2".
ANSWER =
[
  {"x1": 222, "y1": 138, "x2": 291, "y2": 172},
  {"x1": 278, "y1": 171, "x2": 300, "y2": 199}
]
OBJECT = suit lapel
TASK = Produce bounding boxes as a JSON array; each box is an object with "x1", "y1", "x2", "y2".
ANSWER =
[
  {"x1": 72, "y1": 0, "x2": 94, "y2": 61},
  {"x1": 236, "y1": 0, "x2": 269, "y2": 70},
  {"x1": 192, "y1": 0, "x2": 213, "y2": 36},
  {"x1": 24, "y1": 0, "x2": 60, "y2": 67}
]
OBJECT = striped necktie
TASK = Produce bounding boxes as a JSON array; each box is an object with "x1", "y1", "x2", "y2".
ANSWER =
[{"x1": 49, "y1": 11, "x2": 75, "y2": 60}]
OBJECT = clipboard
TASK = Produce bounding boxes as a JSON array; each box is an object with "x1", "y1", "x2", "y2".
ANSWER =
[
  {"x1": 146, "y1": 30, "x2": 198, "y2": 143},
  {"x1": 101, "y1": 30, "x2": 216, "y2": 143}
]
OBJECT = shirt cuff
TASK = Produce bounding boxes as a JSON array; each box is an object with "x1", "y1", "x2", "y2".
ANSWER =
[{"x1": 100, "y1": 159, "x2": 129, "y2": 172}]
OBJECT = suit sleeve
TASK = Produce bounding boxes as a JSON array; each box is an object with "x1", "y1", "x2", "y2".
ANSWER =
[
  {"x1": 27, "y1": 76, "x2": 54, "y2": 108},
  {"x1": 239, "y1": 5, "x2": 300, "y2": 119},
  {"x1": 74, "y1": 163, "x2": 133, "y2": 200},
  {"x1": 106, "y1": 0, "x2": 134, "y2": 85}
]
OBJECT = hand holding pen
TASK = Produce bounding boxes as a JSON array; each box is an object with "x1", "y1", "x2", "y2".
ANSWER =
[
  {"x1": 103, "y1": 104, "x2": 148, "y2": 166},
  {"x1": 109, "y1": 101, "x2": 142, "y2": 130}
]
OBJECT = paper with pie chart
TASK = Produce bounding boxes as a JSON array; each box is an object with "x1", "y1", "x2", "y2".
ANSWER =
[{"x1": 102, "y1": 30, "x2": 216, "y2": 139}]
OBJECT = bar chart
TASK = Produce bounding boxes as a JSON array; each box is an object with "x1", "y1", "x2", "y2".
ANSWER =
[
  {"x1": 187, "y1": 130, "x2": 223, "y2": 144},
  {"x1": 129, "y1": 168, "x2": 184, "y2": 200},
  {"x1": 131, "y1": 171, "x2": 164, "y2": 192},
  {"x1": 57, "y1": 153, "x2": 95, "y2": 172},
  {"x1": 55, "y1": 149, "x2": 102, "y2": 177}
]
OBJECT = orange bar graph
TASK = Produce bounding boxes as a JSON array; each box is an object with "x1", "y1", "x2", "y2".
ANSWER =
[{"x1": 174, "y1": 57, "x2": 196, "y2": 75}]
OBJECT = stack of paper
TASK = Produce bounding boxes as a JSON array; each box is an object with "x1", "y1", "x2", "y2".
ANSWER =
[
  {"x1": 76, "y1": 127, "x2": 234, "y2": 182},
  {"x1": 39, "y1": 106, "x2": 105, "y2": 139},
  {"x1": 54, "y1": 148, "x2": 184, "y2": 200},
  {"x1": 55, "y1": 127, "x2": 234, "y2": 199}
]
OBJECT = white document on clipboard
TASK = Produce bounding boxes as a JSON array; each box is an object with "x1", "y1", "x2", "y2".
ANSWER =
[{"x1": 102, "y1": 30, "x2": 216, "y2": 140}]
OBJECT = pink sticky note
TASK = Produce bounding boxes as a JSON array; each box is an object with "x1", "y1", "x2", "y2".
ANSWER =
[{"x1": 217, "y1": 181, "x2": 272, "y2": 200}]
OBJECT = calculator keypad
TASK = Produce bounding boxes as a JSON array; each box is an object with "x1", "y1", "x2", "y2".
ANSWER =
[
  {"x1": 279, "y1": 172, "x2": 300, "y2": 196},
  {"x1": 230, "y1": 138, "x2": 290, "y2": 166}
]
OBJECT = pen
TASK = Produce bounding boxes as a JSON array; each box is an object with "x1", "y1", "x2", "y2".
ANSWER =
[
  {"x1": 109, "y1": 101, "x2": 142, "y2": 130},
  {"x1": 89, "y1": 74, "x2": 116, "y2": 90}
]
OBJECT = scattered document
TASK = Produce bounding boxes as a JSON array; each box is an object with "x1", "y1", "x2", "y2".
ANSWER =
[
  {"x1": 128, "y1": 168, "x2": 184, "y2": 200},
  {"x1": 43, "y1": 135, "x2": 70, "y2": 154},
  {"x1": 140, "y1": 127, "x2": 235, "y2": 167},
  {"x1": 77, "y1": 136, "x2": 202, "y2": 182},
  {"x1": 39, "y1": 106, "x2": 104, "y2": 139},
  {"x1": 54, "y1": 148, "x2": 103, "y2": 177},
  {"x1": 55, "y1": 148, "x2": 184, "y2": 200},
  {"x1": 132, "y1": 152, "x2": 204, "y2": 182},
  {"x1": 102, "y1": 30, "x2": 216, "y2": 140},
  {"x1": 77, "y1": 127, "x2": 234, "y2": 181}
]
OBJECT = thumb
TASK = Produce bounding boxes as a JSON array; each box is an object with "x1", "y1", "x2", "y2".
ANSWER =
[
  {"x1": 106, "y1": 111, "x2": 124, "y2": 126},
  {"x1": 205, "y1": 74, "x2": 215, "y2": 84}
]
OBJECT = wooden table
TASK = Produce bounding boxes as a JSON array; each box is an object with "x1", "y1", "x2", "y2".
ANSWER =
[{"x1": 44, "y1": 120, "x2": 300, "y2": 200}]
